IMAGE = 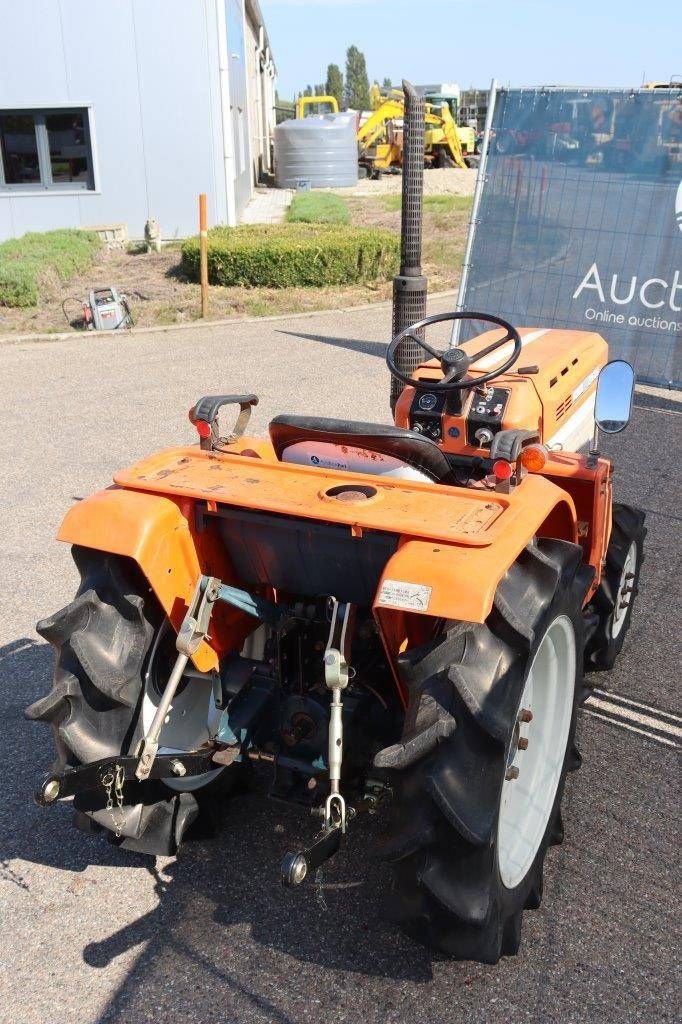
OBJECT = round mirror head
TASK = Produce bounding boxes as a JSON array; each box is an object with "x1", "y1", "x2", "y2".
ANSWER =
[{"x1": 595, "y1": 359, "x2": 635, "y2": 434}]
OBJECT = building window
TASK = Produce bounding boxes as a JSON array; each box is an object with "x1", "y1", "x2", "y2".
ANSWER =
[{"x1": 0, "y1": 108, "x2": 94, "y2": 191}]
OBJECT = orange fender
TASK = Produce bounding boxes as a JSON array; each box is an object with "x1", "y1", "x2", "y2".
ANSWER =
[
  {"x1": 56, "y1": 488, "x2": 250, "y2": 672},
  {"x1": 372, "y1": 482, "x2": 577, "y2": 702}
]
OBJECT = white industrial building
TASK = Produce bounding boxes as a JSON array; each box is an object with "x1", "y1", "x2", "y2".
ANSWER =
[{"x1": 0, "y1": 0, "x2": 276, "y2": 242}]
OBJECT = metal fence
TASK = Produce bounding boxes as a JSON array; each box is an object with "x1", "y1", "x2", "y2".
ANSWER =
[{"x1": 458, "y1": 86, "x2": 682, "y2": 388}]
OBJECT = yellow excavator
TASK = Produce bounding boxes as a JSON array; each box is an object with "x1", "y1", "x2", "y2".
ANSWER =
[
  {"x1": 295, "y1": 91, "x2": 475, "y2": 179},
  {"x1": 295, "y1": 95, "x2": 340, "y2": 119},
  {"x1": 357, "y1": 95, "x2": 470, "y2": 177}
]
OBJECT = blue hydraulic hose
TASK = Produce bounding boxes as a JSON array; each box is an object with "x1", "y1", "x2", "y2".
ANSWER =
[{"x1": 216, "y1": 583, "x2": 284, "y2": 625}]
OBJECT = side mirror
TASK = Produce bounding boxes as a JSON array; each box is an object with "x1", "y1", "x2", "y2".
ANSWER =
[{"x1": 594, "y1": 360, "x2": 635, "y2": 434}]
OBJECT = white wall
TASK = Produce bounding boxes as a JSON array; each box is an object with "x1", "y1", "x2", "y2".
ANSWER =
[
  {"x1": 0, "y1": 0, "x2": 242, "y2": 241},
  {"x1": 245, "y1": 9, "x2": 276, "y2": 182}
]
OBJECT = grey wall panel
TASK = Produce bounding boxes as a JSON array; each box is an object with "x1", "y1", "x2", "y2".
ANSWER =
[
  {"x1": 129, "y1": 0, "x2": 223, "y2": 237},
  {"x1": 0, "y1": 0, "x2": 233, "y2": 240},
  {"x1": 204, "y1": 0, "x2": 229, "y2": 226},
  {"x1": 0, "y1": 1, "x2": 67, "y2": 103},
  {"x1": 0, "y1": 201, "x2": 14, "y2": 243},
  {"x1": 59, "y1": 0, "x2": 149, "y2": 235},
  {"x1": 9, "y1": 195, "x2": 81, "y2": 234},
  {"x1": 225, "y1": 0, "x2": 251, "y2": 217}
]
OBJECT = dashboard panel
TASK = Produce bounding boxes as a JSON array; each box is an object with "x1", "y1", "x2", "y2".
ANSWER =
[{"x1": 408, "y1": 386, "x2": 511, "y2": 451}]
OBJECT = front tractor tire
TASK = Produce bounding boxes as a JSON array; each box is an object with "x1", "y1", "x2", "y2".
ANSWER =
[
  {"x1": 374, "y1": 539, "x2": 591, "y2": 963},
  {"x1": 585, "y1": 503, "x2": 646, "y2": 671},
  {"x1": 26, "y1": 547, "x2": 232, "y2": 855}
]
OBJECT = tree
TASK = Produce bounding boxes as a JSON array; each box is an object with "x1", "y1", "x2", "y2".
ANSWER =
[
  {"x1": 275, "y1": 92, "x2": 295, "y2": 124},
  {"x1": 382, "y1": 77, "x2": 393, "y2": 90},
  {"x1": 303, "y1": 85, "x2": 313, "y2": 97},
  {"x1": 325, "y1": 63, "x2": 344, "y2": 109},
  {"x1": 344, "y1": 45, "x2": 371, "y2": 110},
  {"x1": 369, "y1": 82, "x2": 382, "y2": 110},
  {"x1": 314, "y1": 83, "x2": 325, "y2": 96}
]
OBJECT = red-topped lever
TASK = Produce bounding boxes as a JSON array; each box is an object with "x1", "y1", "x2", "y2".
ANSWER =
[{"x1": 188, "y1": 393, "x2": 259, "y2": 451}]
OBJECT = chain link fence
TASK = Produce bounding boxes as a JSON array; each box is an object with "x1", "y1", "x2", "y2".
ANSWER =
[{"x1": 459, "y1": 87, "x2": 682, "y2": 388}]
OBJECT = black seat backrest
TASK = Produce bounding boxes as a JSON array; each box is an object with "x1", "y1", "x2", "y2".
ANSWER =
[{"x1": 269, "y1": 415, "x2": 453, "y2": 483}]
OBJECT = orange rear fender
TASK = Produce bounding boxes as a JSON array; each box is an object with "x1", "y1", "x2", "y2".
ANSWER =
[
  {"x1": 56, "y1": 488, "x2": 252, "y2": 672},
  {"x1": 374, "y1": 490, "x2": 576, "y2": 624},
  {"x1": 372, "y1": 485, "x2": 577, "y2": 701}
]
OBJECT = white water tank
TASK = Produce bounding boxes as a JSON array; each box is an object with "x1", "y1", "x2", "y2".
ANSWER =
[{"x1": 275, "y1": 113, "x2": 358, "y2": 189}]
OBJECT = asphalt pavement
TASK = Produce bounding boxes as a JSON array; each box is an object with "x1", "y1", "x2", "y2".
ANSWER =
[{"x1": 1, "y1": 300, "x2": 679, "y2": 1024}]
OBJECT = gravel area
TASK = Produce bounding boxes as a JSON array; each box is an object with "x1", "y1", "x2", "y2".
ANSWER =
[{"x1": 330, "y1": 167, "x2": 478, "y2": 197}]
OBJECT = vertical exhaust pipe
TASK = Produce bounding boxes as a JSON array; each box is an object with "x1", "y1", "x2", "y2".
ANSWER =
[{"x1": 390, "y1": 80, "x2": 427, "y2": 411}]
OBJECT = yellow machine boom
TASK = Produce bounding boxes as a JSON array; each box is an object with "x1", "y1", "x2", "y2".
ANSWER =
[{"x1": 357, "y1": 96, "x2": 468, "y2": 173}]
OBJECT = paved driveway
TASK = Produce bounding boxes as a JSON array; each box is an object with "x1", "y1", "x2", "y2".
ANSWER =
[{"x1": 1, "y1": 301, "x2": 679, "y2": 1024}]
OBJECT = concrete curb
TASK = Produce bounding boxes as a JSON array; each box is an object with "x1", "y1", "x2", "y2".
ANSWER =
[{"x1": 0, "y1": 290, "x2": 460, "y2": 346}]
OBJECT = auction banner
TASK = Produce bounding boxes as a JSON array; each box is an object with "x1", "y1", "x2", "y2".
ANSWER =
[{"x1": 460, "y1": 87, "x2": 682, "y2": 387}]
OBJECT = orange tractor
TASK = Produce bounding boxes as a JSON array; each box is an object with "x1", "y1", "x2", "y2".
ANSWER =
[{"x1": 28, "y1": 311, "x2": 644, "y2": 963}]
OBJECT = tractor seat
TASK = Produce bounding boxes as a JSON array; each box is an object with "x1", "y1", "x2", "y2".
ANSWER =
[{"x1": 269, "y1": 415, "x2": 453, "y2": 483}]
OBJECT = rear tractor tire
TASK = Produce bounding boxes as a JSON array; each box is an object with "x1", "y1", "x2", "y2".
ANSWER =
[
  {"x1": 374, "y1": 539, "x2": 591, "y2": 963},
  {"x1": 585, "y1": 503, "x2": 646, "y2": 671},
  {"x1": 26, "y1": 547, "x2": 238, "y2": 855}
]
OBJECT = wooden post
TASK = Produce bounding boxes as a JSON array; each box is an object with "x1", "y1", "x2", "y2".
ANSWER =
[{"x1": 199, "y1": 193, "x2": 208, "y2": 318}]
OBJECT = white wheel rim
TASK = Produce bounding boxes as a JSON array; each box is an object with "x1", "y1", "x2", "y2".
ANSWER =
[
  {"x1": 610, "y1": 541, "x2": 637, "y2": 640},
  {"x1": 142, "y1": 623, "x2": 224, "y2": 792},
  {"x1": 497, "y1": 614, "x2": 576, "y2": 890}
]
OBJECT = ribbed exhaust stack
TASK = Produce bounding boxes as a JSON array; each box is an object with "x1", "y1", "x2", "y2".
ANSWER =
[{"x1": 390, "y1": 79, "x2": 428, "y2": 411}]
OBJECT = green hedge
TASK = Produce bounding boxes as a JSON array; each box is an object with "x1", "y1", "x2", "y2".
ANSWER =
[
  {"x1": 287, "y1": 192, "x2": 350, "y2": 225},
  {"x1": 181, "y1": 223, "x2": 399, "y2": 288},
  {"x1": 0, "y1": 229, "x2": 102, "y2": 307}
]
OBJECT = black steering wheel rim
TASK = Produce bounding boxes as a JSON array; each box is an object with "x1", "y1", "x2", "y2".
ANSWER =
[{"x1": 387, "y1": 310, "x2": 523, "y2": 392}]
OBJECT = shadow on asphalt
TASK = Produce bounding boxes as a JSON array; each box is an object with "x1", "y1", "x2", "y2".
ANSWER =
[
  {"x1": 0, "y1": 638, "x2": 150, "y2": 874},
  {"x1": 78, "y1": 793, "x2": 438, "y2": 985},
  {"x1": 277, "y1": 329, "x2": 387, "y2": 357},
  {"x1": 3, "y1": 638, "x2": 436, "y2": 991}
]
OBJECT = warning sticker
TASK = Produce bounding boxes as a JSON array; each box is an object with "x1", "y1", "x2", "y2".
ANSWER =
[{"x1": 377, "y1": 579, "x2": 432, "y2": 611}]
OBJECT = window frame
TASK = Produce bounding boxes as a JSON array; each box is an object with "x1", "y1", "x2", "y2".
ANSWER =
[{"x1": 0, "y1": 104, "x2": 98, "y2": 194}]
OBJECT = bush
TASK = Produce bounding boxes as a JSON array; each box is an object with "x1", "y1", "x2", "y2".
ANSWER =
[
  {"x1": 0, "y1": 229, "x2": 101, "y2": 307},
  {"x1": 0, "y1": 263, "x2": 39, "y2": 307},
  {"x1": 287, "y1": 192, "x2": 350, "y2": 225},
  {"x1": 181, "y1": 223, "x2": 399, "y2": 288}
]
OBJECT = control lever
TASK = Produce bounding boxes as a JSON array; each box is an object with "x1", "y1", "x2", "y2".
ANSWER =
[
  {"x1": 188, "y1": 393, "x2": 258, "y2": 451},
  {"x1": 135, "y1": 576, "x2": 222, "y2": 780}
]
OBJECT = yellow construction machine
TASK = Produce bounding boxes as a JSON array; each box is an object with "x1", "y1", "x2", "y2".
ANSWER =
[
  {"x1": 295, "y1": 95, "x2": 340, "y2": 119},
  {"x1": 294, "y1": 90, "x2": 475, "y2": 179},
  {"x1": 357, "y1": 94, "x2": 470, "y2": 177}
]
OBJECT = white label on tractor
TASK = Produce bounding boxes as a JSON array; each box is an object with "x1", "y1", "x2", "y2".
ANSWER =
[
  {"x1": 572, "y1": 366, "x2": 599, "y2": 403},
  {"x1": 378, "y1": 579, "x2": 432, "y2": 611}
]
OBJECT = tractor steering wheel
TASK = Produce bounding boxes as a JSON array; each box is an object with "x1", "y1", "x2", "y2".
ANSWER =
[{"x1": 387, "y1": 311, "x2": 523, "y2": 392}]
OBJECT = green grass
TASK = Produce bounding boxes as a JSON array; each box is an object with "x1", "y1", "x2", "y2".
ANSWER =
[
  {"x1": 126, "y1": 240, "x2": 148, "y2": 255},
  {"x1": 381, "y1": 194, "x2": 473, "y2": 215},
  {"x1": 0, "y1": 229, "x2": 102, "y2": 307},
  {"x1": 243, "y1": 298, "x2": 272, "y2": 317},
  {"x1": 181, "y1": 223, "x2": 399, "y2": 289},
  {"x1": 287, "y1": 192, "x2": 350, "y2": 225}
]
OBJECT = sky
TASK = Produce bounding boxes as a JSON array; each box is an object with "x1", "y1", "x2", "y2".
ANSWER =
[{"x1": 260, "y1": 0, "x2": 681, "y2": 100}]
